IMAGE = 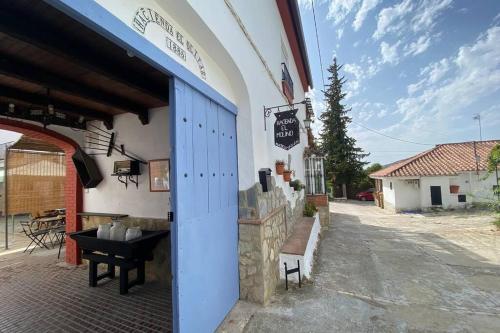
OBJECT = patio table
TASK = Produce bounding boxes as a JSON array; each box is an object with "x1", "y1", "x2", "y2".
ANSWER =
[{"x1": 70, "y1": 228, "x2": 169, "y2": 294}]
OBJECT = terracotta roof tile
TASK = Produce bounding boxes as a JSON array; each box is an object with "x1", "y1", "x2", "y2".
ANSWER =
[{"x1": 370, "y1": 140, "x2": 500, "y2": 177}]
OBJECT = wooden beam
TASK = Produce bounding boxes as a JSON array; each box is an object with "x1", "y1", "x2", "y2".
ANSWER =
[
  {"x1": 0, "y1": 8, "x2": 169, "y2": 103},
  {"x1": 0, "y1": 102, "x2": 87, "y2": 130},
  {"x1": 0, "y1": 84, "x2": 114, "y2": 129},
  {"x1": 0, "y1": 53, "x2": 149, "y2": 123}
]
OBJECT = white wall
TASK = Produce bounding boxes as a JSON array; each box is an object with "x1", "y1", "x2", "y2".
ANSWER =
[
  {"x1": 380, "y1": 172, "x2": 498, "y2": 212},
  {"x1": 83, "y1": 107, "x2": 170, "y2": 219},
  {"x1": 394, "y1": 179, "x2": 420, "y2": 211},
  {"x1": 93, "y1": 0, "x2": 310, "y2": 201},
  {"x1": 382, "y1": 178, "x2": 396, "y2": 209}
]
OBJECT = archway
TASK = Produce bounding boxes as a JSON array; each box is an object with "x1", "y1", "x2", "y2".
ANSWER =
[{"x1": 0, "y1": 118, "x2": 82, "y2": 264}]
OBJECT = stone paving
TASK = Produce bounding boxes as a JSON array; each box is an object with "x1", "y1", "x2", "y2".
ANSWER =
[
  {"x1": 0, "y1": 246, "x2": 172, "y2": 333},
  {"x1": 219, "y1": 200, "x2": 500, "y2": 333}
]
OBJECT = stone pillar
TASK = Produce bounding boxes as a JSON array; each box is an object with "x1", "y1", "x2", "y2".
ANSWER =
[
  {"x1": 306, "y1": 194, "x2": 330, "y2": 230},
  {"x1": 238, "y1": 179, "x2": 304, "y2": 304}
]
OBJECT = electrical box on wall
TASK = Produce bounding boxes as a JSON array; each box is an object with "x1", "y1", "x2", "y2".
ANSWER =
[{"x1": 259, "y1": 168, "x2": 272, "y2": 192}]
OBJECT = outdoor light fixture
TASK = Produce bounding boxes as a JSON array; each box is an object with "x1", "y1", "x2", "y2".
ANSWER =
[
  {"x1": 8, "y1": 103, "x2": 15, "y2": 113},
  {"x1": 78, "y1": 115, "x2": 85, "y2": 124},
  {"x1": 303, "y1": 118, "x2": 312, "y2": 130}
]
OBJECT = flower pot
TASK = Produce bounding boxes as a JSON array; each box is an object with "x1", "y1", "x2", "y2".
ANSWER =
[
  {"x1": 275, "y1": 163, "x2": 285, "y2": 175},
  {"x1": 450, "y1": 185, "x2": 459, "y2": 194},
  {"x1": 283, "y1": 170, "x2": 292, "y2": 182}
]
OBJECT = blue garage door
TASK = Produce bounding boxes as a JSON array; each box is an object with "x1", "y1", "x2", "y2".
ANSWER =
[{"x1": 170, "y1": 77, "x2": 239, "y2": 332}]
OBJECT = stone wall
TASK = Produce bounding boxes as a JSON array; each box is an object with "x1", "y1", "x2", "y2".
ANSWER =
[
  {"x1": 238, "y1": 178, "x2": 304, "y2": 304},
  {"x1": 82, "y1": 217, "x2": 171, "y2": 287}
]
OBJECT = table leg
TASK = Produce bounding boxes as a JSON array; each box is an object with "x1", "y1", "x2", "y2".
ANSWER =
[
  {"x1": 108, "y1": 254, "x2": 115, "y2": 279},
  {"x1": 137, "y1": 260, "x2": 145, "y2": 285},
  {"x1": 89, "y1": 261, "x2": 98, "y2": 287},
  {"x1": 120, "y1": 268, "x2": 129, "y2": 295}
]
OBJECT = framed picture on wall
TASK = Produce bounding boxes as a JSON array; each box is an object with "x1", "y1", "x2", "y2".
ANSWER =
[{"x1": 149, "y1": 159, "x2": 170, "y2": 192}]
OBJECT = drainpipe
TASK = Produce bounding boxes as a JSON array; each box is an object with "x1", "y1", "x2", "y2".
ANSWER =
[{"x1": 4, "y1": 146, "x2": 8, "y2": 250}]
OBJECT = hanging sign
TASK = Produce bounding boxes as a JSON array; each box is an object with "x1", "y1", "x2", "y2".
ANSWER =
[{"x1": 274, "y1": 109, "x2": 300, "y2": 150}]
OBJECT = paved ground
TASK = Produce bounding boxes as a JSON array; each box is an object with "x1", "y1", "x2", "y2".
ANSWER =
[
  {"x1": 0, "y1": 243, "x2": 172, "y2": 332},
  {"x1": 220, "y1": 201, "x2": 500, "y2": 333}
]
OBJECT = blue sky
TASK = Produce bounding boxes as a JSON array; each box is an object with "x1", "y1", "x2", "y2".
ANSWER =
[{"x1": 299, "y1": 0, "x2": 500, "y2": 165}]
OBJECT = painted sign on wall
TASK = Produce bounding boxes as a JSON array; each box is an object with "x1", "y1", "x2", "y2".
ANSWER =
[
  {"x1": 274, "y1": 109, "x2": 299, "y2": 150},
  {"x1": 132, "y1": 7, "x2": 206, "y2": 80}
]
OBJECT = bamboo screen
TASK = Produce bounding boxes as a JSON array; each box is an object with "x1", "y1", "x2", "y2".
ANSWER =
[{"x1": 7, "y1": 151, "x2": 66, "y2": 216}]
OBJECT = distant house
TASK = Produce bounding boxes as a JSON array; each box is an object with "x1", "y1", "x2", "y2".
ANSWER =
[{"x1": 370, "y1": 140, "x2": 500, "y2": 212}]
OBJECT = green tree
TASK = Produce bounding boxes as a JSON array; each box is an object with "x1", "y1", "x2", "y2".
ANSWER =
[
  {"x1": 319, "y1": 58, "x2": 369, "y2": 196},
  {"x1": 486, "y1": 144, "x2": 500, "y2": 228},
  {"x1": 352, "y1": 163, "x2": 383, "y2": 192}
]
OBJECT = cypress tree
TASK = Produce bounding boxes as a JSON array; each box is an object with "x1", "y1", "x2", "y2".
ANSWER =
[{"x1": 319, "y1": 58, "x2": 369, "y2": 196}]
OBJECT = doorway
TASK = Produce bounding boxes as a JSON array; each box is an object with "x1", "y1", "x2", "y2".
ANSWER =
[{"x1": 430, "y1": 186, "x2": 442, "y2": 206}]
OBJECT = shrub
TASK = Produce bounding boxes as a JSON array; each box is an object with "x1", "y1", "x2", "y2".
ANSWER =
[
  {"x1": 289, "y1": 179, "x2": 304, "y2": 192},
  {"x1": 304, "y1": 202, "x2": 317, "y2": 217}
]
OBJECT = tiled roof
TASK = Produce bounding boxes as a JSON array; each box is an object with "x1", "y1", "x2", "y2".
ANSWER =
[{"x1": 370, "y1": 140, "x2": 500, "y2": 178}]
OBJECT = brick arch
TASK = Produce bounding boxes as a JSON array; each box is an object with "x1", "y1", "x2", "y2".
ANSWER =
[{"x1": 0, "y1": 118, "x2": 82, "y2": 264}]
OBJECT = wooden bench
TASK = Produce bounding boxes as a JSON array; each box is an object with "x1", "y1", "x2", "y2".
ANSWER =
[{"x1": 280, "y1": 215, "x2": 321, "y2": 283}]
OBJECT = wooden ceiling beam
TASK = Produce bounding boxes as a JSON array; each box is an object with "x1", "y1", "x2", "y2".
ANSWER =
[
  {"x1": 0, "y1": 84, "x2": 114, "y2": 129},
  {"x1": 0, "y1": 53, "x2": 149, "y2": 124},
  {"x1": 0, "y1": 8, "x2": 169, "y2": 103},
  {"x1": 0, "y1": 101, "x2": 87, "y2": 130}
]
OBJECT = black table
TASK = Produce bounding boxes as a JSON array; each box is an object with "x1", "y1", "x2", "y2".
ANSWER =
[{"x1": 69, "y1": 228, "x2": 169, "y2": 294}]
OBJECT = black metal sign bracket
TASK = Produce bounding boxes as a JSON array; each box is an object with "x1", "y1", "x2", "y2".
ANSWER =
[{"x1": 264, "y1": 100, "x2": 306, "y2": 130}]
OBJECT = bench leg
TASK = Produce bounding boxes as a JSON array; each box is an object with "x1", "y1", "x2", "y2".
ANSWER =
[
  {"x1": 108, "y1": 255, "x2": 115, "y2": 279},
  {"x1": 120, "y1": 268, "x2": 129, "y2": 295},
  {"x1": 137, "y1": 261, "x2": 145, "y2": 285},
  {"x1": 89, "y1": 261, "x2": 98, "y2": 287}
]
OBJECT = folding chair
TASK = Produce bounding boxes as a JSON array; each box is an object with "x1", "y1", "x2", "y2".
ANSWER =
[{"x1": 20, "y1": 221, "x2": 50, "y2": 254}]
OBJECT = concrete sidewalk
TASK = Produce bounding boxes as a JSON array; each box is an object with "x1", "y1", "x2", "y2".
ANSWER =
[{"x1": 219, "y1": 201, "x2": 500, "y2": 333}]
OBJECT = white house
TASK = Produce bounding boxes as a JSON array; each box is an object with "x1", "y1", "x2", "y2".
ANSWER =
[{"x1": 371, "y1": 141, "x2": 499, "y2": 213}]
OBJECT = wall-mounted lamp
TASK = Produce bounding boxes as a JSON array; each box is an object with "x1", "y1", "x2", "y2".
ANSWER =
[
  {"x1": 303, "y1": 118, "x2": 312, "y2": 130},
  {"x1": 48, "y1": 104, "x2": 55, "y2": 115},
  {"x1": 78, "y1": 115, "x2": 85, "y2": 124},
  {"x1": 8, "y1": 103, "x2": 15, "y2": 113}
]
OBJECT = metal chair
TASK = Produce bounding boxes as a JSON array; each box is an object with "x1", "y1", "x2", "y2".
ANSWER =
[{"x1": 20, "y1": 221, "x2": 50, "y2": 254}]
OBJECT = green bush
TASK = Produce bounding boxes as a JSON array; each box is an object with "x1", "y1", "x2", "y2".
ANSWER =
[
  {"x1": 289, "y1": 179, "x2": 304, "y2": 192},
  {"x1": 304, "y1": 202, "x2": 317, "y2": 217}
]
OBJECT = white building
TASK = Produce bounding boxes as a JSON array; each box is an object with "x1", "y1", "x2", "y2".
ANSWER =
[
  {"x1": 0, "y1": 1, "x2": 326, "y2": 331},
  {"x1": 371, "y1": 141, "x2": 499, "y2": 213}
]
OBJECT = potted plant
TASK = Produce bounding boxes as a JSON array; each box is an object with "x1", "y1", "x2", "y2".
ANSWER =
[
  {"x1": 275, "y1": 160, "x2": 285, "y2": 175},
  {"x1": 289, "y1": 179, "x2": 303, "y2": 191},
  {"x1": 283, "y1": 170, "x2": 292, "y2": 182}
]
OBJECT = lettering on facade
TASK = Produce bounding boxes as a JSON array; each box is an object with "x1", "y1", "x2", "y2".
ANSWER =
[
  {"x1": 274, "y1": 109, "x2": 300, "y2": 150},
  {"x1": 132, "y1": 7, "x2": 207, "y2": 80}
]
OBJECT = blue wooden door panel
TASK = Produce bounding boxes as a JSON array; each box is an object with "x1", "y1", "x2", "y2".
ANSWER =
[
  {"x1": 207, "y1": 101, "x2": 221, "y2": 212},
  {"x1": 171, "y1": 78, "x2": 239, "y2": 333}
]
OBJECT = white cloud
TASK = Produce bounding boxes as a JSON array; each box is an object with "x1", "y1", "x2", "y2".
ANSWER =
[
  {"x1": 337, "y1": 28, "x2": 344, "y2": 39},
  {"x1": 373, "y1": 0, "x2": 413, "y2": 40},
  {"x1": 380, "y1": 41, "x2": 401, "y2": 64},
  {"x1": 327, "y1": 0, "x2": 361, "y2": 25},
  {"x1": 411, "y1": 0, "x2": 453, "y2": 33},
  {"x1": 343, "y1": 57, "x2": 381, "y2": 99},
  {"x1": 297, "y1": 0, "x2": 313, "y2": 10},
  {"x1": 398, "y1": 26, "x2": 500, "y2": 124},
  {"x1": 404, "y1": 35, "x2": 432, "y2": 56},
  {"x1": 353, "y1": 0, "x2": 381, "y2": 31}
]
